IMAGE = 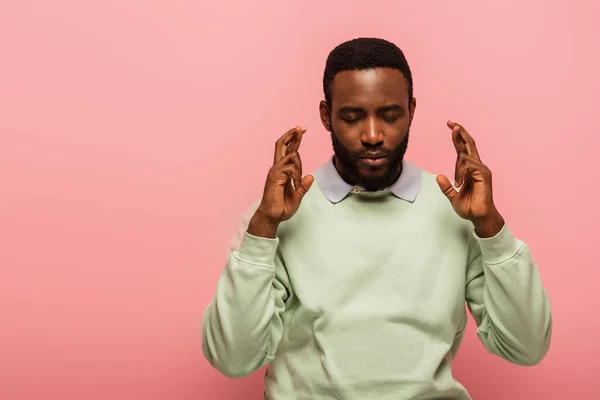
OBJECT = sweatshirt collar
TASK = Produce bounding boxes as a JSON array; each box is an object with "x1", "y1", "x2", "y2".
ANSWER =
[{"x1": 314, "y1": 156, "x2": 422, "y2": 203}]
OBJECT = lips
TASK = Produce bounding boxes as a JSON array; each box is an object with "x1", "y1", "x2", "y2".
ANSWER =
[
  {"x1": 359, "y1": 154, "x2": 388, "y2": 167},
  {"x1": 359, "y1": 152, "x2": 387, "y2": 159}
]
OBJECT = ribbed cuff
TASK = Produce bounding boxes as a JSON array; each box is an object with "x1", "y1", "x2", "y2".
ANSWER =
[
  {"x1": 473, "y1": 223, "x2": 521, "y2": 264},
  {"x1": 236, "y1": 231, "x2": 279, "y2": 266}
]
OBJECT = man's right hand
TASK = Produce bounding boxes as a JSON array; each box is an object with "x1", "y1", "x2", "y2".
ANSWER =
[{"x1": 247, "y1": 126, "x2": 314, "y2": 239}]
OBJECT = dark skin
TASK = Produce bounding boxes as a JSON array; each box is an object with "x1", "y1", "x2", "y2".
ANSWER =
[
  {"x1": 247, "y1": 125, "x2": 313, "y2": 238},
  {"x1": 248, "y1": 67, "x2": 505, "y2": 239},
  {"x1": 437, "y1": 120, "x2": 505, "y2": 238},
  {"x1": 319, "y1": 68, "x2": 415, "y2": 190}
]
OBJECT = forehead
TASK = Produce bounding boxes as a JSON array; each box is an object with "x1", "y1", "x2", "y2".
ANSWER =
[{"x1": 330, "y1": 68, "x2": 409, "y2": 108}]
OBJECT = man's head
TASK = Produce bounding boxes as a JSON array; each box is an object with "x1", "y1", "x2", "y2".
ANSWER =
[{"x1": 320, "y1": 37, "x2": 416, "y2": 191}]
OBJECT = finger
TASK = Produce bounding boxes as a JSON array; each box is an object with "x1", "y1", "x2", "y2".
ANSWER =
[
  {"x1": 274, "y1": 126, "x2": 304, "y2": 164},
  {"x1": 455, "y1": 154, "x2": 485, "y2": 186},
  {"x1": 298, "y1": 174, "x2": 314, "y2": 196},
  {"x1": 448, "y1": 120, "x2": 481, "y2": 161},
  {"x1": 287, "y1": 126, "x2": 306, "y2": 155},
  {"x1": 450, "y1": 123, "x2": 467, "y2": 155},
  {"x1": 276, "y1": 150, "x2": 302, "y2": 169},
  {"x1": 273, "y1": 163, "x2": 301, "y2": 188},
  {"x1": 276, "y1": 151, "x2": 303, "y2": 190},
  {"x1": 286, "y1": 173, "x2": 315, "y2": 203},
  {"x1": 454, "y1": 152, "x2": 482, "y2": 186},
  {"x1": 436, "y1": 174, "x2": 459, "y2": 202}
]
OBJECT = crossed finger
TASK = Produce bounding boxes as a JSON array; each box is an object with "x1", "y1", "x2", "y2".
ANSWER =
[
  {"x1": 274, "y1": 126, "x2": 305, "y2": 164},
  {"x1": 454, "y1": 152, "x2": 485, "y2": 187},
  {"x1": 448, "y1": 120, "x2": 481, "y2": 161},
  {"x1": 275, "y1": 150, "x2": 303, "y2": 190}
]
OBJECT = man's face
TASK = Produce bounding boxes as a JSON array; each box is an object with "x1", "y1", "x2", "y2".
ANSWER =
[{"x1": 320, "y1": 68, "x2": 416, "y2": 191}]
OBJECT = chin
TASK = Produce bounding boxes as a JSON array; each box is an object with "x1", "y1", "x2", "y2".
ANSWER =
[
  {"x1": 357, "y1": 172, "x2": 388, "y2": 187},
  {"x1": 359, "y1": 172, "x2": 387, "y2": 182},
  {"x1": 357, "y1": 165, "x2": 389, "y2": 176},
  {"x1": 352, "y1": 162, "x2": 400, "y2": 191}
]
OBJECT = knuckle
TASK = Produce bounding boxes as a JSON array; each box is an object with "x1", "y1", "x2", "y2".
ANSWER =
[{"x1": 269, "y1": 165, "x2": 280, "y2": 175}]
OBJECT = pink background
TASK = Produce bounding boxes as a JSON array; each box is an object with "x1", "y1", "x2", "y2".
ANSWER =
[{"x1": 1, "y1": 1, "x2": 598, "y2": 399}]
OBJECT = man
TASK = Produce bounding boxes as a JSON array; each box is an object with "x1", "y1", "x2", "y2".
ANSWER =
[{"x1": 202, "y1": 37, "x2": 552, "y2": 399}]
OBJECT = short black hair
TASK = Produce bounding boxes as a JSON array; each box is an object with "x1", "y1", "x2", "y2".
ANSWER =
[{"x1": 322, "y1": 37, "x2": 413, "y2": 105}]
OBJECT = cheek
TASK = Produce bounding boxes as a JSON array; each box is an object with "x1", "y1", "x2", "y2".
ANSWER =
[
  {"x1": 332, "y1": 123, "x2": 359, "y2": 145},
  {"x1": 387, "y1": 120, "x2": 410, "y2": 141}
]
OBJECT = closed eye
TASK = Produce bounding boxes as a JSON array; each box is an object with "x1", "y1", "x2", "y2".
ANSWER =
[
  {"x1": 380, "y1": 107, "x2": 403, "y2": 122},
  {"x1": 382, "y1": 115, "x2": 400, "y2": 123},
  {"x1": 338, "y1": 106, "x2": 364, "y2": 124},
  {"x1": 342, "y1": 116, "x2": 362, "y2": 124}
]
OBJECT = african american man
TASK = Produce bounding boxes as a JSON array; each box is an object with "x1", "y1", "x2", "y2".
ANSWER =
[{"x1": 202, "y1": 37, "x2": 552, "y2": 400}]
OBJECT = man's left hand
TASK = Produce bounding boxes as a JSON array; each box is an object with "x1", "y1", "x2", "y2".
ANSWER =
[{"x1": 436, "y1": 120, "x2": 505, "y2": 238}]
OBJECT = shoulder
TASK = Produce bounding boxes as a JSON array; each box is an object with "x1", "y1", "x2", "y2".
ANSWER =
[
  {"x1": 412, "y1": 165, "x2": 452, "y2": 208},
  {"x1": 412, "y1": 164, "x2": 473, "y2": 231}
]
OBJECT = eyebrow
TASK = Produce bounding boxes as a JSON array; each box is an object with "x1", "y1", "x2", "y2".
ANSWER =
[
  {"x1": 378, "y1": 104, "x2": 403, "y2": 112},
  {"x1": 338, "y1": 104, "x2": 403, "y2": 113},
  {"x1": 338, "y1": 106, "x2": 364, "y2": 113}
]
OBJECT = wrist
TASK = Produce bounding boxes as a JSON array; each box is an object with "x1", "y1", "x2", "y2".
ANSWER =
[
  {"x1": 472, "y1": 210, "x2": 505, "y2": 238},
  {"x1": 247, "y1": 210, "x2": 280, "y2": 239}
]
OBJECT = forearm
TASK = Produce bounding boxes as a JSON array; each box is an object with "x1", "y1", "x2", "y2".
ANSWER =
[
  {"x1": 202, "y1": 232, "x2": 287, "y2": 378},
  {"x1": 470, "y1": 224, "x2": 552, "y2": 365}
]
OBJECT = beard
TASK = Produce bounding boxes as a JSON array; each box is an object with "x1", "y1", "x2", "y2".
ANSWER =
[{"x1": 331, "y1": 127, "x2": 409, "y2": 191}]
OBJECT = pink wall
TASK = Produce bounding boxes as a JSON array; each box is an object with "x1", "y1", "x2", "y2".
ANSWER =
[{"x1": 1, "y1": 1, "x2": 598, "y2": 399}]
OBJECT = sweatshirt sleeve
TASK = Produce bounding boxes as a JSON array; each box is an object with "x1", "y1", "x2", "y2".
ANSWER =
[
  {"x1": 464, "y1": 223, "x2": 552, "y2": 366},
  {"x1": 201, "y1": 202, "x2": 292, "y2": 378}
]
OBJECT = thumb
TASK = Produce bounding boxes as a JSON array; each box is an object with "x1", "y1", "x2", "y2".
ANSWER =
[
  {"x1": 436, "y1": 174, "x2": 458, "y2": 201},
  {"x1": 297, "y1": 174, "x2": 314, "y2": 198}
]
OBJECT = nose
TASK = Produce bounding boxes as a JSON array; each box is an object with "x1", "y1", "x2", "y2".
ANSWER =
[{"x1": 361, "y1": 116, "x2": 384, "y2": 146}]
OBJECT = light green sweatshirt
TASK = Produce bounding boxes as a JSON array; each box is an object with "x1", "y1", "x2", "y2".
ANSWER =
[{"x1": 202, "y1": 159, "x2": 552, "y2": 400}]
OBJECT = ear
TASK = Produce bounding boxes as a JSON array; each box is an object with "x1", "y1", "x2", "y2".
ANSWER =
[
  {"x1": 408, "y1": 97, "x2": 417, "y2": 126},
  {"x1": 319, "y1": 100, "x2": 332, "y2": 132}
]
